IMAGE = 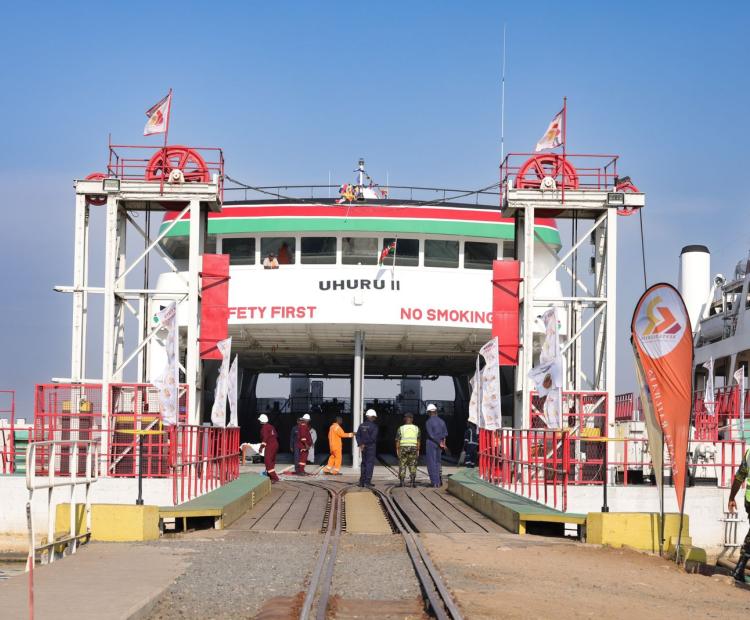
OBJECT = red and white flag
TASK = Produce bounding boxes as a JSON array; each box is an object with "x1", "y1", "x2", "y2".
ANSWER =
[
  {"x1": 143, "y1": 91, "x2": 172, "y2": 136},
  {"x1": 535, "y1": 109, "x2": 563, "y2": 152}
]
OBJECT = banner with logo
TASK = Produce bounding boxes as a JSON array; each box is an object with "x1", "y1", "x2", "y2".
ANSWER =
[
  {"x1": 210, "y1": 337, "x2": 232, "y2": 427},
  {"x1": 470, "y1": 337, "x2": 502, "y2": 430},
  {"x1": 631, "y1": 283, "x2": 693, "y2": 512},
  {"x1": 528, "y1": 308, "x2": 563, "y2": 428},
  {"x1": 703, "y1": 357, "x2": 715, "y2": 416},
  {"x1": 152, "y1": 303, "x2": 179, "y2": 425},
  {"x1": 633, "y1": 346, "x2": 663, "y2": 498},
  {"x1": 228, "y1": 356, "x2": 239, "y2": 427}
]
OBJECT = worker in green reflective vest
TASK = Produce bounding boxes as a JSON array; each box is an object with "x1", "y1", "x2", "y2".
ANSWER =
[
  {"x1": 396, "y1": 413, "x2": 420, "y2": 488},
  {"x1": 728, "y1": 447, "x2": 750, "y2": 582}
]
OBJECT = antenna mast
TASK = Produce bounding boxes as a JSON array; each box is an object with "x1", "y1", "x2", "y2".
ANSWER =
[{"x1": 500, "y1": 24, "x2": 507, "y2": 163}]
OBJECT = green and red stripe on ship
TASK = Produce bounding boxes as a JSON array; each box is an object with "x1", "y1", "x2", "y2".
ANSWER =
[{"x1": 160, "y1": 203, "x2": 561, "y2": 245}]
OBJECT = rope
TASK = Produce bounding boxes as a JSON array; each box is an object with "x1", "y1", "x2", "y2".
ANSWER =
[{"x1": 638, "y1": 207, "x2": 648, "y2": 289}]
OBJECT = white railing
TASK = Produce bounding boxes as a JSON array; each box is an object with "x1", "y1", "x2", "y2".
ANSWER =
[{"x1": 26, "y1": 440, "x2": 99, "y2": 569}]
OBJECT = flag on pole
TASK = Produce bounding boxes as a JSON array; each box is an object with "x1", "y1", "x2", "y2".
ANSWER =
[
  {"x1": 535, "y1": 109, "x2": 564, "y2": 152},
  {"x1": 210, "y1": 338, "x2": 232, "y2": 427},
  {"x1": 379, "y1": 240, "x2": 397, "y2": 265},
  {"x1": 144, "y1": 91, "x2": 172, "y2": 136},
  {"x1": 633, "y1": 346, "x2": 663, "y2": 500},
  {"x1": 228, "y1": 356, "x2": 239, "y2": 427},
  {"x1": 631, "y1": 283, "x2": 693, "y2": 512},
  {"x1": 703, "y1": 357, "x2": 715, "y2": 416},
  {"x1": 152, "y1": 302, "x2": 179, "y2": 425},
  {"x1": 528, "y1": 308, "x2": 563, "y2": 428}
]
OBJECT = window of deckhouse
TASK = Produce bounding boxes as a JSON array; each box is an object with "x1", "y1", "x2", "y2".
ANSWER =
[
  {"x1": 342, "y1": 237, "x2": 378, "y2": 265},
  {"x1": 464, "y1": 241, "x2": 497, "y2": 269},
  {"x1": 301, "y1": 237, "x2": 337, "y2": 264},
  {"x1": 424, "y1": 240, "x2": 459, "y2": 268}
]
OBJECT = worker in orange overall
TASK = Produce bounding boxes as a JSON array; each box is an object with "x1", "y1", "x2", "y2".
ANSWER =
[{"x1": 323, "y1": 416, "x2": 354, "y2": 475}]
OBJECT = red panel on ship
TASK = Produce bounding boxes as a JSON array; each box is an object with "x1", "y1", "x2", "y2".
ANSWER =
[
  {"x1": 200, "y1": 254, "x2": 230, "y2": 360},
  {"x1": 492, "y1": 260, "x2": 520, "y2": 366}
]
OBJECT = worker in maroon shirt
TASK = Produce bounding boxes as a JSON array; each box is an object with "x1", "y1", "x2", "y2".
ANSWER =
[
  {"x1": 295, "y1": 413, "x2": 313, "y2": 475},
  {"x1": 258, "y1": 414, "x2": 280, "y2": 482}
]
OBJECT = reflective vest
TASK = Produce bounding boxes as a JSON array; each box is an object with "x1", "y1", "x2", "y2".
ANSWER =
[{"x1": 398, "y1": 424, "x2": 420, "y2": 447}]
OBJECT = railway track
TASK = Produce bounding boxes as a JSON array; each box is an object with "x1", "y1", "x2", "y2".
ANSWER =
[{"x1": 296, "y1": 477, "x2": 463, "y2": 620}]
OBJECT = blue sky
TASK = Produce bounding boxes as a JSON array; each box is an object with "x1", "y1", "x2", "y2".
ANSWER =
[{"x1": 0, "y1": 1, "x2": 748, "y2": 415}]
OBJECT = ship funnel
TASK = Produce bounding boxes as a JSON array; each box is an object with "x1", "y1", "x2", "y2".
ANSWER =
[{"x1": 679, "y1": 245, "x2": 710, "y2": 331}]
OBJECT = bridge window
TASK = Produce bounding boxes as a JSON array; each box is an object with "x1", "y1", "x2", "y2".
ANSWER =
[
  {"x1": 261, "y1": 237, "x2": 296, "y2": 265},
  {"x1": 222, "y1": 237, "x2": 255, "y2": 265},
  {"x1": 342, "y1": 237, "x2": 378, "y2": 265},
  {"x1": 301, "y1": 237, "x2": 337, "y2": 265},
  {"x1": 502, "y1": 242, "x2": 515, "y2": 259},
  {"x1": 424, "y1": 240, "x2": 459, "y2": 268},
  {"x1": 382, "y1": 238, "x2": 419, "y2": 267},
  {"x1": 464, "y1": 241, "x2": 497, "y2": 269}
]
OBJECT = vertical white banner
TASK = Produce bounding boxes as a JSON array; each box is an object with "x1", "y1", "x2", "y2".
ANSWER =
[
  {"x1": 152, "y1": 303, "x2": 179, "y2": 425},
  {"x1": 228, "y1": 356, "x2": 239, "y2": 427},
  {"x1": 703, "y1": 357, "x2": 715, "y2": 416},
  {"x1": 528, "y1": 308, "x2": 563, "y2": 428},
  {"x1": 476, "y1": 337, "x2": 502, "y2": 430},
  {"x1": 735, "y1": 368, "x2": 745, "y2": 438},
  {"x1": 211, "y1": 338, "x2": 232, "y2": 427}
]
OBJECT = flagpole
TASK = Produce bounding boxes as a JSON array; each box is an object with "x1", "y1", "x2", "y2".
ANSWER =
[
  {"x1": 161, "y1": 88, "x2": 172, "y2": 195},
  {"x1": 561, "y1": 96, "x2": 567, "y2": 204},
  {"x1": 500, "y1": 23, "x2": 507, "y2": 165},
  {"x1": 659, "y1": 435, "x2": 665, "y2": 556}
]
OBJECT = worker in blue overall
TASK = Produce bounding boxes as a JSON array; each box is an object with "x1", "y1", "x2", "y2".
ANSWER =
[
  {"x1": 355, "y1": 409, "x2": 379, "y2": 487},
  {"x1": 463, "y1": 421, "x2": 479, "y2": 468},
  {"x1": 425, "y1": 403, "x2": 448, "y2": 487}
]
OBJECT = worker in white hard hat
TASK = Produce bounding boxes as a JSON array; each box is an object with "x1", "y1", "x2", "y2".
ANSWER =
[
  {"x1": 355, "y1": 409, "x2": 379, "y2": 487},
  {"x1": 294, "y1": 414, "x2": 313, "y2": 475},
  {"x1": 425, "y1": 403, "x2": 448, "y2": 487},
  {"x1": 258, "y1": 414, "x2": 279, "y2": 482}
]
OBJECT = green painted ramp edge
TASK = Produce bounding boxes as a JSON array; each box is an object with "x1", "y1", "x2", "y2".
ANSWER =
[{"x1": 447, "y1": 469, "x2": 585, "y2": 534}]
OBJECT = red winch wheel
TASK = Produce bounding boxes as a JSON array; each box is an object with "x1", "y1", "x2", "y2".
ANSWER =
[
  {"x1": 85, "y1": 172, "x2": 107, "y2": 205},
  {"x1": 145, "y1": 146, "x2": 210, "y2": 183},
  {"x1": 515, "y1": 154, "x2": 580, "y2": 190},
  {"x1": 615, "y1": 180, "x2": 640, "y2": 216}
]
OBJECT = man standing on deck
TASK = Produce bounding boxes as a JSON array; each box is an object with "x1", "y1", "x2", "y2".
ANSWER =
[
  {"x1": 324, "y1": 416, "x2": 354, "y2": 475},
  {"x1": 290, "y1": 418, "x2": 301, "y2": 469},
  {"x1": 295, "y1": 414, "x2": 313, "y2": 475},
  {"x1": 258, "y1": 414, "x2": 280, "y2": 482},
  {"x1": 356, "y1": 409, "x2": 378, "y2": 487},
  {"x1": 728, "y1": 446, "x2": 750, "y2": 581},
  {"x1": 463, "y1": 421, "x2": 479, "y2": 468},
  {"x1": 425, "y1": 404, "x2": 448, "y2": 487},
  {"x1": 396, "y1": 413, "x2": 420, "y2": 487}
]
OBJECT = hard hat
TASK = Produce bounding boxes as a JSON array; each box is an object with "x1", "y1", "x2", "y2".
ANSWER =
[
  {"x1": 302, "y1": 413, "x2": 311, "y2": 421},
  {"x1": 258, "y1": 414, "x2": 269, "y2": 424},
  {"x1": 426, "y1": 403, "x2": 437, "y2": 412},
  {"x1": 365, "y1": 409, "x2": 377, "y2": 418}
]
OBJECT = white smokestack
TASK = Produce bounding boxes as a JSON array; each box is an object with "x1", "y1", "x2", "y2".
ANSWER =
[{"x1": 679, "y1": 245, "x2": 710, "y2": 331}]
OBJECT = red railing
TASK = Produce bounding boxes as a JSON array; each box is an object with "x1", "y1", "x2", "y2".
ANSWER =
[
  {"x1": 0, "y1": 390, "x2": 16, "y2": 473},
  {"x1": 33, "y1": 384, "x2": 240, "y2": 504},
  {"x1": 480, "y1": 427, "x2": 570, "y2": 511},
  {"x1": 170, "y1": 425, "x2": 240, "y2": 504},
  {"x1": 615, "y1": 392, "x2": 643, "y2": 422}
]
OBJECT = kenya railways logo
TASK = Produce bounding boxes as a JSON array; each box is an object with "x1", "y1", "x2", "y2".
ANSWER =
[{"x1": 634, "y1": 288, "x2": 687, "y2": 358}]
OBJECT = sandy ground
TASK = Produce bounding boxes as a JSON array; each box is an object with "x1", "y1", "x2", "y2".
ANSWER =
[{"x1": 422, "y1": 532, "x2": 750, "y2": 619}]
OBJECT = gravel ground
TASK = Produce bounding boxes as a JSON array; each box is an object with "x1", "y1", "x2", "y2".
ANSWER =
[
  {"x1": 146, "y1": 531, "x2": 322, "y2": 619},
  {"x1": 332, "y1": 534, "x2": 420, "y2": 601}
]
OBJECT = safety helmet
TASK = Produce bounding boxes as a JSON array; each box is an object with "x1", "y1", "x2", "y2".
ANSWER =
[
  {"x1": 365, "y1": 409, "x2": 377, "y2": 418},
  {"x1": 302, "y1": 413, "x2": 311, "y2": 421},
  {"x1": 426, "y1": 403, "x2": 437, "y2": 412},
  {"x1": 258, "y1": 414, "x2": 269, "y2": 424}
]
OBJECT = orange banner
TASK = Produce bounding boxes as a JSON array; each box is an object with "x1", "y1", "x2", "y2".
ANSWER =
[{"x1": 631, "y1": 283, "x2": 693, "y2": 512}]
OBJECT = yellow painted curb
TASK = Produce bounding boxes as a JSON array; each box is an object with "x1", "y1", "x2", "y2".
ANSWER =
[
  {"x1": 56, "y1": 503, "x2": 160, "y2": 542},
  {"x1": 586, "y1": 512, "x2": 688, "y2": 553}
]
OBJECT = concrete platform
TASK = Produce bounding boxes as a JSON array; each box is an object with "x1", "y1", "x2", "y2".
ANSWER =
[
  {"x1": 0, "y1": 543, "x2": 190, "y2": 620},
  {"x1": 159, "y1": 473, "x2": 271, "y2": 530},
  {"x1": 447, "y1": 469, "x2": 585, "y2": 536}
]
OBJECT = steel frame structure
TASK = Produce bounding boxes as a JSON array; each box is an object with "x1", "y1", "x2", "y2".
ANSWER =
[
  {"x1": 503, "y1": 160, "x2": 645, "y2": 441},
  {"x1": 59, "y1": 176, "x2": 222, "y2": 468}
]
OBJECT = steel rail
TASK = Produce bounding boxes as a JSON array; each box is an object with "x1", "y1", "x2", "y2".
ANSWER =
[{"x1": 373, "y1": 485, "x2": 464, "y2": 620}]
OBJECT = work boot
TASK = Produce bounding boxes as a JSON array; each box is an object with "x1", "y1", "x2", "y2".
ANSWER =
[
  {"x1": 733, "y1": 553, "x2": 749, "y2": 582},
  {"x1": 410, "y1": 476, "x2": 417, "y2": 488}
]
